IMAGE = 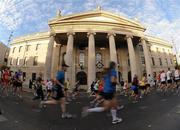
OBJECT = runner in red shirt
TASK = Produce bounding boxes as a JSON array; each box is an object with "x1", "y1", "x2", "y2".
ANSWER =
[{"x1": 2, "y1": 68, "x2": 10, "y2": 96}]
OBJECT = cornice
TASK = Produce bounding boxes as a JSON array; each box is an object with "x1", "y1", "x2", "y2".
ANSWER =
[
  {"x1": 145, "y1": 35, "x2": 172, "y2": 47},
  {"x1": 11, "y1": 32, "x2": 50, "y2": 45},
  {"x1": 48, "y1": 10, "x2": 146, "y2": 31}
]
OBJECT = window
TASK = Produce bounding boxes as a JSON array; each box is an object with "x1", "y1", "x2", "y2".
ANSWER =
[
  {"x1": 19, "y1": 46, "x2": 22, "y2": 52},
  {"x1": 165, "y1": 58, "x2": 168, "y2": 65},
  {"x1": 168, "y1": 50, "x2": 170, "y2": 54},
  {"x1": 12, "y1": 47, "x2": 16, "y2": 53},
  {"x1": 141, "y1": 57, "x2": 145, "y2": 65},
  {"x1": 16, "y1": 57, "x2": 20, "y2": 66},
  {"x1": 62, "y1": 52, "x2": 66, "y2": 65},
  {"x1": 79, "y1": 52, "x2": 85, "y2": 66},
  {"x1": 148, "y1": 46, "x2": 151, "y2": 53},
  {"x1": 159, "y1": 58, "x2": 162, "y2": 66},
  {"x1": 170, "y1": 59, "x2": 173, "y2": 64},
  {"x1": 156, "y1": 47, "x2": 159, "y2": 52},
  {"x1": 163, "y1": 48, "x2": 165, "y2": 53},
  {"x1": 32, "y1": 73, "x2": 36, "y2": 81},
  {"x1": 128, "y1": 58, "x2": 130, "y2": 66},
  {"x1": 24, "y1": 57, "x2": 28, "y2": 66},
  {"x1": 151, "y1": 57, "x2": 155, "y2": 66},
  {"x1": 139, "y1": 45, "x2": 143, "y2": 52},
  {"x1": 33, "y1": 56, "x2": 38, "y2": 66},
  {"x1": 96, "y1": 53, "x2": 102, "y2": 63},
  {"x1": 36, "y1": 44, "x2": 40, "y2": 50},
  {"x1": 10, "y1": 58, "x2": 13, "y2": 65},
  {"x1": 26, "y1": 45, "x2": 30, "y2": 51}
]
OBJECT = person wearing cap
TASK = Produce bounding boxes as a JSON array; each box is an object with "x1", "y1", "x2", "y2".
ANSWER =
[{"x1": 40, "y1": 63, "x2": 72, "y2": 119}]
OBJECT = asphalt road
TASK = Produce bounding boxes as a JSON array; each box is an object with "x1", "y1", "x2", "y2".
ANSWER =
[{"x1": 0, "y1": 90, "x2": 180, "y2": 130}]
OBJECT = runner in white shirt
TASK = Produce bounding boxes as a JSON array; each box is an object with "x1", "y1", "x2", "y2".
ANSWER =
[
  {"x1": 46, "y1": 79, "x2": 53, "y2": 100},
  {"x1": 166, "y1": 68, "x2": 172, "y2": 90},
  {"x1": 160, "y1": 70, "x2": 167, "y2": 91},
  {"x1": 174, "y1": 67, "x2": 180, "y2": 91}
]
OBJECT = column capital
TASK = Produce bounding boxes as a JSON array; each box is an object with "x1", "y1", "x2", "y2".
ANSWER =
[
  {"x1": 140, "y1": 37, "x2": 148, "y2": 42},
  {"x1": 107, "y1": 32, "x2": 116, "y2": 37},
  {"x1": 49, "y1": 31, "x2": 56, "y2": 37},
  {"x1": 125, "y1": 34, "x2": 133, "y2": 39},
  {"x1": 87, "y1": 31, "x2": 96, "y2": 37},
  {"x1": 67, "y1": 32, "x2": 75, "y2": 36}
]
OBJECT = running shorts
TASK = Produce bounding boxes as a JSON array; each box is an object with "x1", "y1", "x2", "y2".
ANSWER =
[
  {"x1": 167, "y1": 79, "x2": 172, "y2": 84},
  {"x1": 103, "y1": 92, "x2": 115, "y2": 100}
]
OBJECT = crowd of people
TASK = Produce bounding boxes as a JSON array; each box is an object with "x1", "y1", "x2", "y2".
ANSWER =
[
  {"x1": 0, "y1": 63, "x2": 180, "y2": 124},
  {"x1": 0, "y1": 68, "x2": 23, "y2": 98}
]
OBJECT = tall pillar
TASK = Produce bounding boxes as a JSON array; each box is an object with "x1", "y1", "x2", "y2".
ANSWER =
[
  {"x1": 108, "y1": 33, "x2": 117, "y2": 63},
  {"x1": 51, "y1": 43, "x2": 60, "y2": 79},
  {"x1": 126, "y1": 35, "x2": 137, "y2": 81},
  {"x1": 141, "y1": 38, "x2": 152, "y2": 76},
  {"x1": 65, "y1": 32, "x2": 75, "y2": 87},
  {"x1": 87, "y1": 32, "x2": 96, "y2": 90},
  {"x1": 45, "y1": 32, "x2": 55, "y2": 81}
]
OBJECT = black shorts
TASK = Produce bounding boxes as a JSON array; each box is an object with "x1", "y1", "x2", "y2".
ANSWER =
[
  {"x1": 99, "y1": 91, "x2": 104, "y2": 96},
  {"x1": 94, "y1": 90, "x2": 98, "y2": 94},
  {"x1": 52, "y1": 91, "x2": 64, "y2": 100},
  {"x1": 174, "y1": 79, "x2": 179, "y2": 83},
  {"x1": 161, "y1": 81, "x2": 166, "y2": 84},
  {"x1": 64, "y1": 88, "x2": 68, "y2": 91},
  {"x1": 139, "y1": 85, "x2": 147, "y2": 90},
  {"x1": 52, "y1": 85, "x2": 65, "y2": 100},
  {"x1": 103, "y1": 92, "x2": 115, "y2": 100},
  {"x1": 133, "y1": 89, "x2": 138, "y2": 95},
  {"x1": 146, "y1": 84, "x2": 150, "y2": 87},
  {"x1": 167, "y1": 80, "x2": 172, "y2": 84},
  {"x1": 47, "y1": 89, "x2": 52, "y2": 93}
]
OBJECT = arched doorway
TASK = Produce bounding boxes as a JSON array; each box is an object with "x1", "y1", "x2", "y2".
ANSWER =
[{"x1": 76, "y1": 71, "x2": 87, "y2": 85}]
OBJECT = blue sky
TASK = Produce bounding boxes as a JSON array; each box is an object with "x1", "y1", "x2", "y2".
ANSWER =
[{"x1": 0, "y1": 0, "x2": 180, "y2": 52}]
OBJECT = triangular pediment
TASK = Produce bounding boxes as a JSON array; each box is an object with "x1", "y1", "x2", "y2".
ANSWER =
[{"x1": 49, "y1": 10, "x2": 145, "y2": 31}]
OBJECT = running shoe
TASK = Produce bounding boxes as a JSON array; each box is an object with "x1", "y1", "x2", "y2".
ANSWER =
[
  {"x1": 81, "y1": 106, "x2": 89, "y2": 118},
  {"x1": 39, "y1": 101, "x2": 46, "y2": 108},
  {"x1": 112, "y1": 117, "x2": 123, "y2": 124},
  {"x1": 117, "y1": 105, "x2": 124, "y2": 110},
  {"x1": 61, "y1": 113, "x2": 72, "y2": 119}
]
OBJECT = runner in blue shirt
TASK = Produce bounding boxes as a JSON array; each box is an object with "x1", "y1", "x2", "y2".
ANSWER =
[{"x1": 82, "y1": 61, "x2": 122, "y2": 124}]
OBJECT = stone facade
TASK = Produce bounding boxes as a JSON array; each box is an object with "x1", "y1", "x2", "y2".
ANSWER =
[
  {"x1": 0, "y1": 42, "x2": 9, "y2": 67},
  {"x1": 8, "y1": 9, "x2": 175, "y2": 88}
]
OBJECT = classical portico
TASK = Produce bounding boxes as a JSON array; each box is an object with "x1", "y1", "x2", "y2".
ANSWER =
[{"x1": 44, "y1": 8, "x2": 152, "y2": 89}]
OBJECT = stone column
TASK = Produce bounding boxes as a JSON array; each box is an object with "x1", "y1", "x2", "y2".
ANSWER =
[
  {"x1": 51, "y1": 43, "x2": 60, "y2": 79},
  {"x1": 87, "y1": 32, "x2": 96, "y2": 91},
  {"x1": 126, "y1": 35, "x2": 137, "y2": 81},
  {"x1": 108, "y1": 33, "x2": 119, "y2": 84},
  {"x1": 65, "y1": 32, "x2": 75, "y2": 86},
  {"x1": 45, "y1": 32, "x2": 55, "y2": 81},
  {"x1": 108, "y1": 33, "x2": 117, "y2": 63},
  {"x1": 141, "y1": 38, "x2": 152, "y2": 76}
]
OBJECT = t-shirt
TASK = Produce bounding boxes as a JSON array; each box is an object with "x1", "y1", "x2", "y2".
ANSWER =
[
  {"x1": 174, "y1": 70, "x2": 180, "y2": 80},
  {"x1": 46, "y1": 81, "x2": 53, "y2": 90},
  {"x1": 3, "y1": 71, "x2": 9, "y2": 81},
  {"x1": 103, "y1": 69, "x2": 117, "y2": 93},
  {"x1": 56, "y1": 71, "x2": 65, "y2": 84},
  {"x1": 166, "y1": 71, "x2": 172, "y2": 80},
  {"x1": 160, "y1": 72, "x2": 166, "y2": 82}
]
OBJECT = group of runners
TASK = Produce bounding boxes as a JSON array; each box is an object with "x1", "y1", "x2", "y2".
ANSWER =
[
  {"x1": 0, "y1": 68, "x2": 23, "y2": 98},
  {"x1": 119, "y1": 67, "x2": 180, "y2": 103},
  {"x1": 0, "y1": 62, "x2": 180, "y2": 124}
]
